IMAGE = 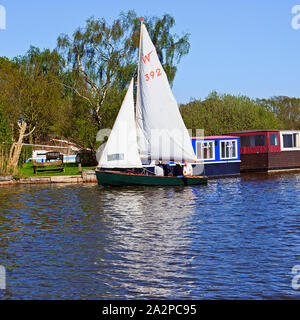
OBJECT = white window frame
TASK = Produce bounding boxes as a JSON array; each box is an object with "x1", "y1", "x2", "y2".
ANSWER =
[
  {"x1": 219, "y1": 140, "x2": 238, "y2": 160},
  {"x1": 280, "y1": 131, "x2": 300, "y2": 151},
  {"x1": 196, "y1": 140, "x2": 215, "y2": 160}
]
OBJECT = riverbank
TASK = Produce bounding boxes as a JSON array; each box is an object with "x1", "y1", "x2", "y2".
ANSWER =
[{"x1": 0, "y1": 170, "x2": 97, "y2": 185}]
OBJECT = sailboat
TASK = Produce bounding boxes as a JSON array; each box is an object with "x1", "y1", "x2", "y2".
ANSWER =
[{"x1": 95, "y1": 19, "x2": 207, "y2": 186}]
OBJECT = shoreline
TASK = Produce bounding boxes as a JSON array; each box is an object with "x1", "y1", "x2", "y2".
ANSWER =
[
  {"x1": 2, "y1": 167, "x2": 300, "y2": 186},
  {"x1": 0, "y1": 170, "x2": 97, "y2": 186}
]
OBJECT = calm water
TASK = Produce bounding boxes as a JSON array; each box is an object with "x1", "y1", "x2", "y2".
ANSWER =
[{"x1": 0, "y1": 173, "x2": 300, "y2": 299}]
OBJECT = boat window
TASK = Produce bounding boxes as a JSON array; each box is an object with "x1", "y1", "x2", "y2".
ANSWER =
[
  {"x1": 196, "y1": 141, "x2": 214, "y2": 160},
  {"x1": 107, "y1": 153, "x2": 124, "y2": 161},
  {"x1": 240, "y1": 134, "x2": 266, "y2": 147},
  {"x1": 282, "y1": 133, "x2": 299, "y2": 148},
  {"x1": 270, "y1": 134, "x2": 279, "y2": 146},
  {"x1": 220, "y1": 140, "x2": 237, "y2": 159}
]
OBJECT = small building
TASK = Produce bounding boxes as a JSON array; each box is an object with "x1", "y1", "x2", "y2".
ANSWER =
[
  {"x1": 190, "y1": 136, "x2": 241, "y2": 177},
  {"x1": 225, "y1": 130, "x2": 300, "y2": 172}
]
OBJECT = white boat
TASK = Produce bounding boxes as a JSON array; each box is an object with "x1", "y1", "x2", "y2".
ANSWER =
[{"x1": 31, "y1": 150, "x2": 76, "y2": 163}]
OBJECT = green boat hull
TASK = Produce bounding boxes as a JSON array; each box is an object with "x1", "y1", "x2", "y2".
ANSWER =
[{"x1": 96, "y1": 170, "x2": 208, "y2": 186}]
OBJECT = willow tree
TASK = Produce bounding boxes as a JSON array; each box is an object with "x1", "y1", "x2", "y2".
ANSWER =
[{"x1": 56, "y1": 10, "x2": 190, "y2": 129}]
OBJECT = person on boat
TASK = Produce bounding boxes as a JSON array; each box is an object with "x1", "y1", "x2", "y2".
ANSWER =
[
  {"x1": 173, "y1": 162, "x2": 183, "y2": 177},
  {"x1": 154, "y1": 160, "x2": 164, "y2": 176},
  {"x1": 161, "y1": 161, "x2": 171, "y2": 176},
  {"x1": 183, "y1": 161, "x2": 193, "y2": 176}
]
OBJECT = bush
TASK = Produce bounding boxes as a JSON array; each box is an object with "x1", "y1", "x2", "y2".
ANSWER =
[
  {"x1": 18, "y1": 145, "x2": 33, "y2": 166},
  {"x1": 0, "y1": 103, "x2": 12, "y2": 175},
  {"x1": 76, "y1": 150, "x2": 98, "y2": 166}
]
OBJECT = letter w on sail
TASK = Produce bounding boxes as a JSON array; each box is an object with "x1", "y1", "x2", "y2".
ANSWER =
[{"x1": 142, "y1": 51, "x2": 153, "y2": 64}]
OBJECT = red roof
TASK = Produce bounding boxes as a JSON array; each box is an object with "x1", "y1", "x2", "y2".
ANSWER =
[{"x1": 226, "y1": 130, "x2": 280, "y2": 134}]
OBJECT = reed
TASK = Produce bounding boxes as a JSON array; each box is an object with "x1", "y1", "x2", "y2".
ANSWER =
[{"x1": 0, "y1": 142, "x2": 11, "y2": 175}]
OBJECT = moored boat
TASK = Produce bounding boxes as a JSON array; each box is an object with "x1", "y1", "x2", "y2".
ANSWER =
[
  {"x1": 190, "y1": 136, "x2": 241, "y2": 177},
  {"x1": 96, "y1": 18, "x2": 207, "y2": 187},
  {"x1": 96, "y1": 170, "x2": 207, "y2": 186},
  {"x1": 226, "y1": 130, "x2": 300, "y2": 172}
]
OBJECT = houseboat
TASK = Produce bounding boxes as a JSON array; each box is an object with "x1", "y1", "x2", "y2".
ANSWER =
[
  {"x1": 225, "y1": 130, "x2": 300, "y2": 172},
  {"x1": 142, "y1": 136, "x2": 241, "y2": 178},
  {"x1": 190, "y1": 136, "x2": 241, "y2": 177}
]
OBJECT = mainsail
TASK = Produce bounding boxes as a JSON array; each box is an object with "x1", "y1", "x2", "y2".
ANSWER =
[
  {"x1": 136, "y1": 22, "x2": 197, "y2": 162},
  {"x1": 98, "y1": 78, "x2": 143, "y2": 168}
]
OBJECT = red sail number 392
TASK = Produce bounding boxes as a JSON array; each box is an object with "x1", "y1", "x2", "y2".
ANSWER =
[{"x1": 145, "y1": 68, "x2": 162, "y2": 82}]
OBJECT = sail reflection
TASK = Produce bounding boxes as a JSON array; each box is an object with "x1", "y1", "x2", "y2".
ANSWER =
[{"x1": 96, "y1": 187, "x2": 199, "y2": 298}]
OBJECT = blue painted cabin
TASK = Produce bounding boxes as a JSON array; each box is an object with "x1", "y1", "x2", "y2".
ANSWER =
[{"x1": 190, "y1": 136, "x2": 241, "y2": 177}]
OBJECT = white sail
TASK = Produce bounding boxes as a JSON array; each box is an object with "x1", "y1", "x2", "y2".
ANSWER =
[
  {"x1": 98, "y1": 79, "x2": 143, "y2": 168},
  {"x1": 136, "y1": 23, "x2": 197, "y2": 162}
]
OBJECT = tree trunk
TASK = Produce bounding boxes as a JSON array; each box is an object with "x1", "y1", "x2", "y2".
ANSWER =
[{"x1": 8, "y1": 122, "x2": 27, "y2": 174}]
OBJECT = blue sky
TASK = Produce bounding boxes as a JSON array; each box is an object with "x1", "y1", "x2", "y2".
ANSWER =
[{"x1": 0, "y1": 0, "x2": 300, "y2": 103}]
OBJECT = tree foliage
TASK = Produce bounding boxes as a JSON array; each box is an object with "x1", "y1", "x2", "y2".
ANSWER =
[
  {"x1": 180, "y1": 92, "x2": 283, "y2": 136},
  {"x1": 0, "y1": 51, "x2": 63, "y2": 143},
  {"x1": 0, "y1": 102, "x2": 12, "y2": 174},
  {"x1": 121, "y1": 11, "x2": 191, "y2": 85},
  {"x1": 0, "y1": 101, "x2": 11, "y2": 143},
  {"x1": 258, "y1": 96, "x2": 300, "y2": 130},
  {"x1": 56, "y1": 10, "x2": 191, "y2": 128}
]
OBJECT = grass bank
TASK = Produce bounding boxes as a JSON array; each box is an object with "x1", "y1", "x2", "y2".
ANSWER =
[{"x1": 19, "y1": 162, "x2": 96, "y2": 178}]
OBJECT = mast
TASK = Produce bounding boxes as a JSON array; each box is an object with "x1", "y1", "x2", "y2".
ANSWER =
[{"x1": 135, "y1": 17, "x2": 143, "y2": 127}]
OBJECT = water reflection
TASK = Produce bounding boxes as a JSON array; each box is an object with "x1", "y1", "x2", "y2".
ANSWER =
[
  {"x1": 94, "y1": 187, "x2": 198, "y2": 298},
  {"x1": 0, "y1": 173, "x2": 299, "y2": 299}
]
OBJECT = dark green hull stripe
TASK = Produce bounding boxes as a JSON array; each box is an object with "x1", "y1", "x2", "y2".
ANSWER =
[{"x1": 96, "y1": 171, "x2": 208, "y2": 186}]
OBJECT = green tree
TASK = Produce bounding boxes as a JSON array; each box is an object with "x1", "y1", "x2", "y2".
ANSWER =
[
  {"x1": 180, "y1": 92, "x2": 283, "y2": 136},
  {"x1": 15, "y1": 46, "x2": 66, "y2": 78},
  {"x1": 258, "y1": 96, "x2": 300, "y2": 129},
  {"x1": 0, "y1": 52, "x2": 67, "y2": 173},
  {"x1": 122, "y1": 11, "x2": 190, "y2": 85},
  {"x1": 0, "y1": 102, "x2": 11, "y2": 143},
  {"x1": 0, "y1": 50, "x2": 65, "y2": 143},
  {"x1": 56, "y1": 10, "x2": 190, "y2": 130},
  {"x1": 0, "y1": 102, "x2": 12, "y2": 174}
]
